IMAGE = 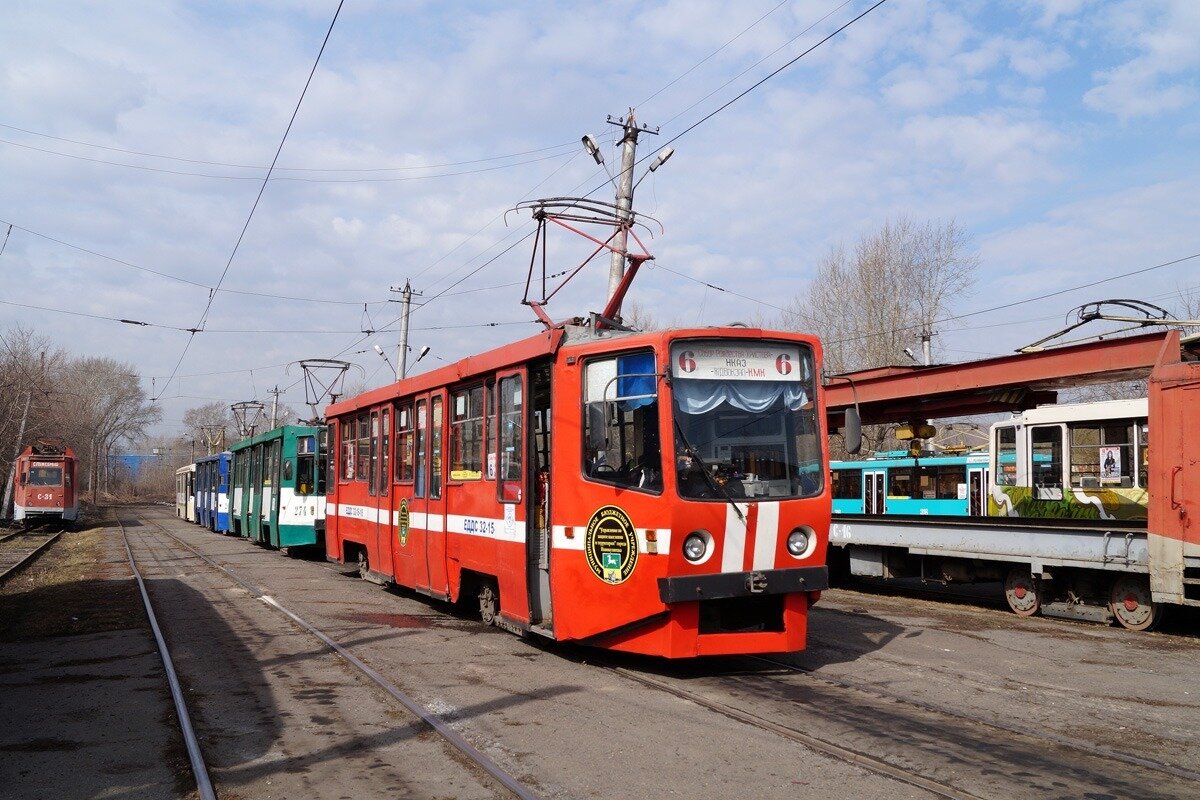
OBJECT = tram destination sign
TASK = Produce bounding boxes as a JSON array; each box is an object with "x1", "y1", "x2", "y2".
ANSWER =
[{"x1": 672, "y1": 342, "x2": 804, "y2": 382}]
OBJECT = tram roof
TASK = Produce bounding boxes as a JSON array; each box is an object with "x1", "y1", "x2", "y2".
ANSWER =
[
  {"x1": 824, "y1": 330, "x2": 1185, "y2": 425},
  {"x1": 326, "y1": 322, "x2": 819, "y2": 417}
]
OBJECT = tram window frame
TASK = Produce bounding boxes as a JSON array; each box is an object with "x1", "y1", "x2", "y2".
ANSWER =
[
  {"x1": 355, "y1": 413, "x2": 370, "y2": 482},
  {"x1": 430, "y1": 396, "x2": 444, "y2": 500},
  {"x1": 450, "y1": 385, "x2": 485, "y2": 481},
  {"x1": 580, "y1": 350, "x2": 663, "y2": 496},
  {"x1": 379, "y1": 408, "x2": 390, "y2": 496},
  {"x1": 395, "y1": 402, "x2": 415, "y2": 484},
  {"x1": 1030, "y1": 425, "x2": 1065, "y2": 496},
  {"x1": 1068, "y1": 419, "x2": 1140, "y2": 489},
  {"x1": 831, "y1": 468, "x2": 862, "y2": 500},
  {"x1": 368, "y1": 410, "x2": 380, "y2": 496},
  {"x1": 319, "y1": 426, "x2": 331, "y2": 495},
  {"x1": 994, "y1": 425, "x2": 1017, "y2": 486},
  {"x1": 887, "y1": 469, "x2": 913, "y2": 499},
  {"x1": 497, "y1": 374, "x2": 524, "y2": 503},
  {"x1": 415, "y1": 400, "x2": 427, "y2": 499},
  {"x1": 485, "y1": 381, "x2": 496, "y2": 481},
  {"x1": 340, "y1": 418, "x2": 355, "y2": 482}
]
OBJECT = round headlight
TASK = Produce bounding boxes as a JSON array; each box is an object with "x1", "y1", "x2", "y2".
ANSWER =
[
  {"x1": 683, "y1": 532, "x2": 708, "y2": 562},
  {"x1": 787, "y1": 529, "x2": 810, "y2": 557}
]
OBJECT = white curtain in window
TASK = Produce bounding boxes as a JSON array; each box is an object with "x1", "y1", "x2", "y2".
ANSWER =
[{"x1": 673, "y1": 379, "x2": 808, "y2": 415}]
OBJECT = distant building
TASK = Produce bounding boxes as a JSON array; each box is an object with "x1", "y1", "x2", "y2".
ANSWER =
[{"x1": 108, "y1": 453, "x2": 163, "y2": 482}]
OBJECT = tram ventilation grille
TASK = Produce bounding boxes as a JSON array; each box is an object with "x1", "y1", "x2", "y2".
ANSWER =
[{"x1": 699, "y1": 594, "x2": 785, "y2": 634}]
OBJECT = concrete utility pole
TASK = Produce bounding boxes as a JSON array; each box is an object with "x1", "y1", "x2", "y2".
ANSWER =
[
  {"x1": 921, "y1": 328, "x2": 934, "y2": 366},
  {"x1": 391, "y1": 281, "x2": 422, "y2": 381},
  {"x1": 268, "y1": 385, "x2": 282, "y2": 428},
  {"x1": 605, "y1": 110, "x2": 658, "y2": 316}
]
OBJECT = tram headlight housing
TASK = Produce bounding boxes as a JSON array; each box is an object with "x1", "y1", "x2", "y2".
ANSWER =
[
  {"x1": 787, "y1": 526, "x2": 816, "y2": 559},
  {"x1": 683, "y1": 530, "x2": 712, "y2": 564}
]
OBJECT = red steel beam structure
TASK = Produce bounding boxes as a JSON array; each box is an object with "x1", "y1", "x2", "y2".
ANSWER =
[{"x1": 824, "y1": 331, "x2": 1181, "y2": 425}]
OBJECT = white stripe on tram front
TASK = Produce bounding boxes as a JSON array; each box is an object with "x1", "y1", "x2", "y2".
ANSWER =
[
  {"x1": 720, "y1": 503, "x2": 751, "y2": 573},
  {"x1": 752, "y1": 502, "x2": 780, "y2": 570}
]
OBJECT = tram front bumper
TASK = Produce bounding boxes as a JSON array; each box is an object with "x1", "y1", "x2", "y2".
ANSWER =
[{"x1": 657, "y1": 566, "x2": 829, "y2": 604}]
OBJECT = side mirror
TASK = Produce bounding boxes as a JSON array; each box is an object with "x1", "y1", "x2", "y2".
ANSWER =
[
  {"x1": 586, "y1": 404, "x2": 608, "y2": 452},
  {"x1": 844, "y1": 407, "x2": 863, "y2": 455}
]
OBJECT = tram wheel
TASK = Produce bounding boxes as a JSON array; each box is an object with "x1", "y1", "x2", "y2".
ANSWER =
[
  {"x1": 478, "y1": 581, "x2": 499, "y2": 627},
  {"x1": 356, "y1": 550, "x2": 369, "y2": 580},
  {"x1": 1004, "y1": 568, "x2": 1042, "y2": 617},
  {"x1": 1109, "y1": 575, "x2": 1161, "y2": 631}
]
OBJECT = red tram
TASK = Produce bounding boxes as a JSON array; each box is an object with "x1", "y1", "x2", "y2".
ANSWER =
[
  {"x1": 326, "y1": 325, "x2": 832, "y2": 658},
  {"x1": 13, "y1": 440, "x2": 79, "y2": 528}
]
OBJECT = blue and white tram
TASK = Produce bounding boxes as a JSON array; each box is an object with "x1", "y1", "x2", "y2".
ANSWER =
[{"x1": 194, "y1": 452, "x2": 231, "y2": 533}]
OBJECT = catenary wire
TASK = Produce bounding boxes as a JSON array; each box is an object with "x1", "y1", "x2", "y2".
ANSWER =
[
  {"x1": 0, "y1": 218, "x2": 391, "y2": 306},
  {"x1": 0, "y1": 136, "x2": 575, "y2": 182},
  {"x1": 0, "y1": 121, "x2": 577, "y2": 173},
  {"x1": 156, "y1": 0, "x2": 346, "y2": 402},
  {"x1": 636, "y1": 0, "x2": 796, "y2": 110}
]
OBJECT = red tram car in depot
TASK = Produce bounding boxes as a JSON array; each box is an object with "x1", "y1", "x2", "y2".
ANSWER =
[
  {"x1": 325, "y1": 324, "x2": 832, "y2": 658},
  {"x1": 12, "y1": 440, "x2": 79, "y2": 528}
]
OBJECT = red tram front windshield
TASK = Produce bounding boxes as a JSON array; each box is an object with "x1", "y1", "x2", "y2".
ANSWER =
[{"x1": 325, "y1": 326, "x2": 830, "y2": 658}]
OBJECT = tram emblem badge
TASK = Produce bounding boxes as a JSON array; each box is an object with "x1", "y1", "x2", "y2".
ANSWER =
[
  {"x1": 585, "y1": 505, "x2": 638, "y2": 584},
  {"x1": 398, "y1": 499, "x2": 410, "y2": 547}
]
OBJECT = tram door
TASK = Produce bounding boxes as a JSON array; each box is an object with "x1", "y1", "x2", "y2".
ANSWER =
[
  {"x1": 864, "y1": 470, "x2": 886, "y2": 514},
  {"x1": 368, "y1": 409, "x2": 391, "y2": 577},
  {"x1": 413, "y1": 392, "x2": 449, "y2": 595},
  {"x1": 968, "y1": 468, "x2": 987, "y2": 516},
  {"x1": 527, "y1": 363, "x2": 552, "y2": 627}
]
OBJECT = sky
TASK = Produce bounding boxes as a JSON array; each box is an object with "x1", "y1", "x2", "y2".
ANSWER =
[{"x1": 2, "y1": 0, "x2": 1198, "y2": 442}]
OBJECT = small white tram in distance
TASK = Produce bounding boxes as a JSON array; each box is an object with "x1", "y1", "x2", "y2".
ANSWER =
[{"x1": 175, "y1": 464, "x2": 196, "y2": 523}]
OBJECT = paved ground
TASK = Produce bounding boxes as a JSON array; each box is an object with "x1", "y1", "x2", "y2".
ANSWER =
[{"x1": 3, "y1": 506, "x2": 1199, "y2": 799}]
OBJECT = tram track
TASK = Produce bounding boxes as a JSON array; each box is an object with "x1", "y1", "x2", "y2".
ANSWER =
[
  {"x1": 601, "y1": 628, "x2": 1200, "y2": 799},
  {"x1": 115, "y1": 508, "x2": 543, "y2": 800},
  {"x1": 0, "y1": 530, "x2": 62, "y2": 584}
]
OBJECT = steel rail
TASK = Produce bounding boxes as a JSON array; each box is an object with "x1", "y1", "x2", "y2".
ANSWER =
[
  {"x1": 748, "y1": 653, "x2": 1200, "y2": 783},
  {"x1": 0, "y1": 531, "x2": 62, "y2": 583},
  {"x1": 612, "y1": 666, "x2": 979, "y2": 800},
  {"x1": 133, "y1": 508, "x2": 543, "y2": 800},
  {"x1": 114, "y1": 515, "x2": 217, "y2": 800}
]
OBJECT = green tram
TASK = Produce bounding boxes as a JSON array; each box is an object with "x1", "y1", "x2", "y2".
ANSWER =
[{"x1": 229, "y1": 424, "x2": 328, "y2": 549}]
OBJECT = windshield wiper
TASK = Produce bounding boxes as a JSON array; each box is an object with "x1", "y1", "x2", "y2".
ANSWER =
[{"x1": 672, "y1": 418, "x2": 746, "y2": 522}]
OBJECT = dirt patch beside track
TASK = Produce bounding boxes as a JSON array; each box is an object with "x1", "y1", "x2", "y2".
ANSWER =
[{"x1": 0, "y1": 523, "x2": 142, "y2": 640}]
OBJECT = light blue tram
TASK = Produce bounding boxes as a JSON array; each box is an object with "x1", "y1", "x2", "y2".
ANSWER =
[
  {"x1": 831, "y1": 451, "x2": 991, "y2": 517},
  {"x1": 194, "y1": 451, "x2": 232, "y2": 533}
]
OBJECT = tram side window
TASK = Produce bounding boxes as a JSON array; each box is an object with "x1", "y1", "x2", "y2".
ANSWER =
[
  {"x1": 498, "y1": 375, "x2": 523, "y2": 502},
  {"x1": 582, "y1": 352, "x2": 662, "y2": 493},
  {"x1": 341, "y1": 419, "x2": 355, "y2": 481},
  {"x1": 379, "y1": 408, "x2": 390, "y2": 496},
  {"x1": 1069, "y1": 421, "x2": 1137, "y2": 488},
  {"x1": 1137, "y1": 421, "x2": 1149, "y2": 489},
  {"x1": 451, "y1": 386, "x2": 484, "y2": 480},
  {"x1": 368, "y1": 411, "x2": 379, "y2": 496},
  {"x1": 995, "y1": 425, "x2": 1016, "y2": 486},
  {"x1": 485, "y1": 382, "x2": 496, "y2": 480},
  {"x1": 356, "y1": 413, "x2": 370, "y2": 481},
  {"x1": 415, "y1": 401, "x2": 427, "y2": 498},
  {"x1": 887, "y1": 469, "x2": 913, "y2": 498},
  {"x1": 935, "y1": 466, "x2": 962, "y2": 500},
  {"x1": 431, "y1": 397, "x2": 443, "y2": 500},
  {"x1": 831, "y1": 468, "x2": 862, "y2": 499},
  {"x1": 1030, "y1": 426, "x2": 1064, "y2": 493},
  {"x1": 395, "y1": 404, "x2": 414, "y2": 483},
  {"x1": 318, "y1": 427, "x2": 330, "y2": 495}
]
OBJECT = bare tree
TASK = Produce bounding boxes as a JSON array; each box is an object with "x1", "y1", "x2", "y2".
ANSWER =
[
  {"x1": 60, "y1": 356, "x2": 162, "y2": 502},
  {"x1": 783, "y1": 218, "x2": 979, "y2": 455},
  {"x1": 783, "y1": 217, "x2": 979, "y2": 374},
  {"x1": 183, "y1": 402, "x2": 233, "y2": 454}
]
